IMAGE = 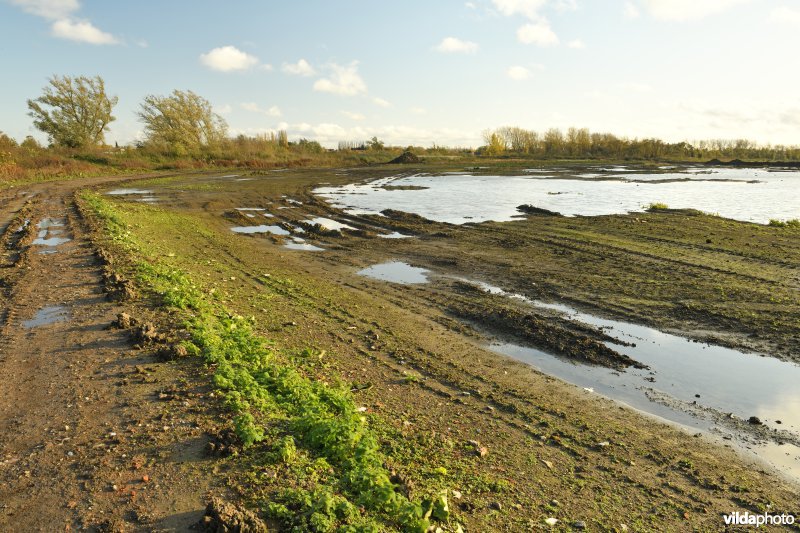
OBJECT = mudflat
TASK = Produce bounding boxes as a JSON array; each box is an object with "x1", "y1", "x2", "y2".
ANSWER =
[{"x1": 0, "y1": 164, "x2": 798, "y2": 531}]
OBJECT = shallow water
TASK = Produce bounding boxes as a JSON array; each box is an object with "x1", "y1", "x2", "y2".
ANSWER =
[
  {"x1": 284, "y1": 237, "x2": 325, "y2": 251},
  {"x1": 357, "y1": 262, "x2": 429, "y2": 284},
  {"x1": 468, "y1": 280, "x2": 800, "y2": 479},
  {"x1": 32, "y1": 218, "x2": 71, "y2": 248},
  {"x1": 315, "y1": 168, "x2": 800, "y2": 225},
  {"x1": 231, "y1": 225, "x2": 290, "y2": 235},
  {"x1": 307, "y1": 217, "x2": 355, "y2": 231},
  {"x1": 23, "y1": 305, "x2": 68, "y2": 328},
  {"x1": 106, "y1": 188, "x2": 153, "y2": 195}
]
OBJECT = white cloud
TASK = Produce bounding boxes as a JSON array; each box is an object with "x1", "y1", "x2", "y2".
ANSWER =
[
  {"x1": 51, "y1": 19, "x2": 118, "y2": 44},
  {"x1": 313, "y1": 62, "x2": 367, "y2": 96},
  {"x1": 567, "y1": 38, "x2": 585, "y2": 48},
  {"x1": 465, "y1": 1, "x2": 477, "y2": 8},
  {"x1": 10, "y1": 0, "x2": 79, "y2": 20},
  {"x1": 215, "y1": 104, "x2": 233, "y2": 115},
  {"x1": 641, "y1": 0, "x2": 749, "y2": 21},
  {"x1": 770, "y1": 6, "x2": 800, "y2": 26},
  {"x1": 341, "y1": 111, "x2": 366, "y2": 121},
  {"x1": 10, "y1": 0, "x2": 120, "y2": 45},
  {"x1": 372, "y1": 97, "x2": 391, "y2": 108},
  {"x1": 623, "y1": 1, "x2": 641, "y2": 19},
  {"x1": 517, "y1": 21, "x2": 559, "y2": 45},
  {"x1": 241, "y1": 102, "x2": 282, "y2": 117},
  {"x1": 435, "y1": 37, "x2": 479, "y2": 54},
  {"x1": 492, "y1": 0, "x2": 548, "y2": 19},
  {"x1": 507, "y1": 65, "x2": 533, "y2": 80},
  {"x1": 282, "y1": 58, "x2": 315, "y2": 76},
  {"x1": 200, "y1": 46, "x2": 260, "y2": 72}
]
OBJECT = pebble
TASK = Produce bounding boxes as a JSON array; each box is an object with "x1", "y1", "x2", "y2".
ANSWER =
[
  {"x1": 545, "y1": 517, "x2": 558, "y2": 526},
  {"x1": 573, "y1": 520, "x2": 587, "y2": 529}
]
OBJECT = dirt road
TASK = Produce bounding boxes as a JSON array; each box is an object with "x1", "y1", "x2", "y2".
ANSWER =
[{"x1": 0, "y1": 177, "x2": 220, "y2": 531}]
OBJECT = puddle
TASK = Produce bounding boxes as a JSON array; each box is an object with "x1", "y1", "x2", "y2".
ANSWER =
[
  {"x1": 358, "y1": 262, "x2": 429, "y2": 284},
  {"x1": 231, "y1": 225, "x2": 290, "y2": 235},
  {"x1": 307, "y1": 217, "x2": 355, "y2": 231},
  {"x1": 379, "y1": 232, "x2": 412, "y2": 239},
  {"x1": 284, "y1": 237, "x2": 325, "y2": 251},
  {"x1": 32, "y1": 218, "x2": 71, "y2": 249},
  {"x1": 464, "y1": 280, "x2": 800, "y2": 480},
  {"x1": 22, "y1": 305, "x2": 68, "y2": 328},
  {"x1": 106, "y1": 189, "x2": 153, "y2": 195}
]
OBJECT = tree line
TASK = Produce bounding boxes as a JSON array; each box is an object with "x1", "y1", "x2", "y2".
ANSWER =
[
  {"x1": 6, "y1": 75, "x2": 800, "y2": 163},
  {"x1": 481, "y1": 126, "x2": 800, "y2": 161}
]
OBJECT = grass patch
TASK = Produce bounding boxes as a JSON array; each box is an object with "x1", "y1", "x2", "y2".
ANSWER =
[
  {"x1": 79, "y1": 192, "x2": 459, "y2": 532},
  {"x1": 646, "y1": 202, "x2": 670, "y2": 211},
  {"x1": 768, "y1": 218, "x2": 800, "y2": 228}
]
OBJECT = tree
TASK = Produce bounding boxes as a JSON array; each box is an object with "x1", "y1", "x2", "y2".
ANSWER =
[
  {"x1": 366, "y1": 136, "x2": 385, "y2": 151},
  {"x1": 27, "y1": 75, "x2": 117, "y2": 148},
  {"x1": 138, "y1": 90, "x2": 228, "y2": 155}
]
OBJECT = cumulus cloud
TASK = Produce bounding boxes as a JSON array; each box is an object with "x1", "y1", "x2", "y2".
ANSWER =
[
  {"x1": 9, "y1": 0, "x2": 79, "y2": 20},
  {"x1": 214, "y1": 104, "x2": 233, "y2": 115},
  {"x1": 200, "y1": 45, "x2": 260, "y2": 72},
  {"x1": 372, "y1": 97, "x2": 391, "y2": 108},
  {"x1": 435, "y1": 37, "x2": 479, "y2": 53},
  {"x1": 241, "y1": 102, "x2": 282, "y2": 117},
  {"x1": 492, "y1": 0, "x2": 548, "y2": 19},
  {"x1": 641, "y1": 0, "x2": 750, "y2": 21},
  {"x1": 517, "y1": 21, "x2": 559, "y2": 45},
  {"x1": 282, "y1": 58, "x2": 315, "y2": 76},
  {"x1": 10, "y1": 0, "x2": 120, "y2": 44},
  {"x1": 51, "y1": 18, "x2": 118, "y2": 44},
  {"x1": 313, "y1": 62, "x2": 367, "y2": 96},
  {"x1": 507, "y1": 65, "x2": 533, "y2": 80}
]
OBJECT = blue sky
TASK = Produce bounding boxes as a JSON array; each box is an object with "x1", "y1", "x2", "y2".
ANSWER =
[{"x1": 2, "y1": 0, "x2": 800, "y2": 148}]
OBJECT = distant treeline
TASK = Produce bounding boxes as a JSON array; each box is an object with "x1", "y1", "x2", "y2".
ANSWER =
[{"x1": 481, "y1": 126, "x2": 800, "y2": 161}]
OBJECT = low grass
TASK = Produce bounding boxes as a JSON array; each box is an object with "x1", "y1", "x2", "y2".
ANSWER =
[{"x1": 80, "y1": 192, "x2": 458, "y2": 532}]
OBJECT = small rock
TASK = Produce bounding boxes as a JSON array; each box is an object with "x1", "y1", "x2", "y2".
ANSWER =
[
  {"x1": 748, "y1": 416, "x2": 762, "y2": 425},
  {"x1": 776, "y1": 420, "x2": 782, "y2": 424},
  {"x1": 542, "y1": 460, "x2": 554, "y2": 470},
  {"x1": 452, "y1": 490, "x2": 462, "y2": 499},
  {"x1": 545, "y1": 517, "x2": 558, "y2": 526},
  {"x1": 478, "y1": 446, "x2": 489, "y2": 458},
  {"x1": 550, "y1": 499, "x2": 560, "y2": 507},
  {"x1": 573, "y1": 520, "x2": 587, "y2": 529},
  {"x1": 597, "y1": 441, "x2": 610, "y2": 447},
  {"x1": 489, "y1": 502, "x2": 502, "y2": 511},
  {"x1": 142, "y1": 475, "x2": 150, "y2": 483}
]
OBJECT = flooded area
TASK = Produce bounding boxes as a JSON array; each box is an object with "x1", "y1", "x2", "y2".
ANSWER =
[
  {"x1": 315, "y1": 167, "x2": 800, "y2": 225},
  {"x1": 32, "y1": 217, "x2": 71, "y2": 250},
  {"x1": 463, "y1": 280, "x2": 800, "y2": 479},
  {"x1": 357, "y1": 262, "x2": 429, "y2": 284},
  {"x1": 22, "y1": 305, "x2": 68, "y2": 328},
  {"x1": 307, "y1": 217, "x2": 355, "y2": 231},
  {"x1": 231, "y1": 224, "x2": 290, "y2": 235}
]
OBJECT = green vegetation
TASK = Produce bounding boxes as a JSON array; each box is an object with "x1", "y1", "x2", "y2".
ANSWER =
[
  {"x1": 27, "y1": 75, "x2": 117, "y2": 149},
  {"x1": 81, "y1": 193, "x2": 458, "y2": 532},
  {"x1": 647, "y1": 202, "x2": 670, "y2": 210},
  {"x1": 768, "y1": 218, "x2": 800, "y2": 228}
]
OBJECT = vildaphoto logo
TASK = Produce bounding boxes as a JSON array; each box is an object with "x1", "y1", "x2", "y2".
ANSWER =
[{"x1": 723, "y1": 511, "x2": 795, "y2": 527}]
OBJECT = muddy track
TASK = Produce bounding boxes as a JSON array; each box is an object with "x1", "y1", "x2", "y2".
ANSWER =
[{"x1": 0, "y1": 176, "x2": 225, "y2": 531}]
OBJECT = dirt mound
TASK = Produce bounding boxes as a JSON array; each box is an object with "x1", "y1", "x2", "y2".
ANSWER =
[
  {"x1": 388, "y1": 151, "x2": 420, "y2": 164},
  {"x1": 198, "y1": 497, "x2": 269, "y2": 532},
  {"x1": 516, "y1": 204, "x2": 562, "y2": 216}
]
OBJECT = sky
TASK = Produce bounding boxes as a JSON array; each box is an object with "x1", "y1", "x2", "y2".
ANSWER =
[{"x1": 2, "y1": 0, "x2": 800, "y2": 148}]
